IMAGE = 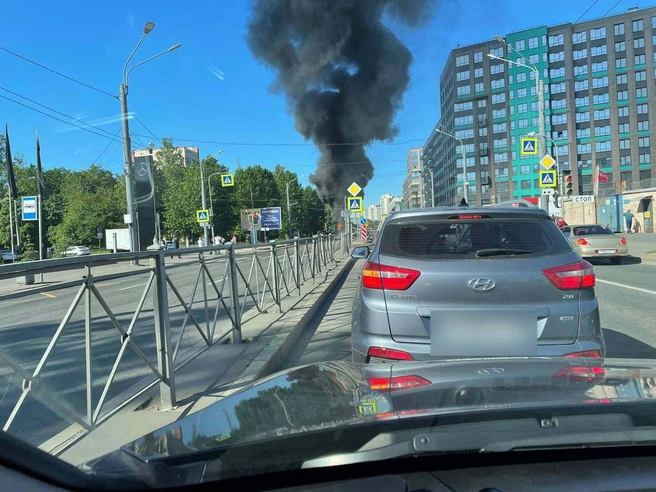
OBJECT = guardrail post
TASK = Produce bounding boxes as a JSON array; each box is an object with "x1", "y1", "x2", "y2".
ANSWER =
[
  {"x1": 84, "y1": 266, "x2": 93, "y2": 425},
  {"x1": 199, "y1": 252, "x2": 210, "y2": 342},
  {"x1": 271, "y1": 241, "x2": 282, "y2": 313},
  {"x1": 294, "y1": 239, "x2": 301, "y2": 295},
  {"x1": 151, "y1": 251, "x2": 176, "y2": 409},
  {"x1": 228, "y1": 245, "x2": 242, "y2": 344},
  {"x1": 328, "y1": 234, "x2": 333, "y2": 263},
  {"x1": 311, "y1": 237, "x2": 317, "y2": 282}
]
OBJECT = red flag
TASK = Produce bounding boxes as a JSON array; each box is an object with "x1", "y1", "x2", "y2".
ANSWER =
[{"x1": 597, "y1": 170, "x2": 609, "y2": 182}]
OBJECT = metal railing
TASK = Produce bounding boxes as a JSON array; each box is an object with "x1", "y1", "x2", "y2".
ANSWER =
[{"x1": 0, "y1": 235, "x2": 343, "y2": 447}]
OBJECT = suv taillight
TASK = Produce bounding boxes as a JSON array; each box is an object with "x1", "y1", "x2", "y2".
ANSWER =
[
  {"x1": 543, "y1": 260, "x2": 595, "y2": 290},
  {"x1": 369, "y1": 375, "x2": 431, "y2": 392},
  {"x1": 362, "y1": 261, "x2": 421, "y2": 290}
]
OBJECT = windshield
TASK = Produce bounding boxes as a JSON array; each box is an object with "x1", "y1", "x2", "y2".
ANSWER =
[{"x1": 1, "y1": 0, "x2": 656, "y2": 488}]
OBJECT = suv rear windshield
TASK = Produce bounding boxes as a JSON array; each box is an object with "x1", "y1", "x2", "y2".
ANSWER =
[{"x1": 380, "y1": 216, "x2": 572, "y2": 259}]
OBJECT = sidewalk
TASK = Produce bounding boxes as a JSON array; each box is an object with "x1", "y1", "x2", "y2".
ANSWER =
[
  {"x1": 45, "y1": 257, "x2": 354, "y2": 466},
  {"x1": 624, "y1": 233, "x2": 656, "y2": 263}
]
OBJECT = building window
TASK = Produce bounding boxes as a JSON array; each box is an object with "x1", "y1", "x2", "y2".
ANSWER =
[
  {"x1": 456, "y1": 54, "x2": 469, "y2": 67},
  {"x1": 490, "y1": 63, "x2": 505, "y2": 74},
  {"x1": 575, "y1": 96, "x2": 589, "y2": 107},
  {"x1": 474, "y1": 51, "x2": 482, "y2": 63},
  {"x1": 590, "y1": 27, "x2": 606, "y2": 40},
  {"x1": 594, "y1": 108, "x2": 610, "y2": 120},
  {"x1": 518, "y1": 103, "x2": 528, "y2": 113},
  {"x1": 479, "y1": 128, "x2": 488, "y2": 138},
  {"x1": 455, "y1": 115, "x2": 474, "y2": 126},
  {"x1": 515, "y1": 39, "x2": 525, "y2": 51},
  {"x1": 457, "y1": 85, "x2": 471, "y2": 96},
  {"x1": 480, "y1": 156, "x2": 489, "y2": 165},
  {"x1": 530, "y1": 86, "x2": 537, "y2": 97},
  {"x1": 511, "y1": 136, "x2": 516, "y2": 146},
  {"x1": 619, "y1": 139, "x2": 631, "y2": 150},
  {"x1": 638, "y1": 120, "x2": 650, "y2": 132},
  {"x1": 635, "y1": 70, "x2": 647, "y2": 81},
  {"x1": 614, "y1": 23, "x2": 625, "y2": 35},
  {"x1": 489, "y1": 47, "x2": 503, "y2": 57},
  {"x1": 493, "y1": 122, "x2": 506, "y2": 133},
  {"x1": 528, "y1": 36, "x2": 538, "y2": 49},
  {"x1": 591, "y1": 45, "x2": 607, "y2": 56},
  {"x1": 509, "y1": 91, "x2": 514, "y2": 100},
  {"x1": 574, "y1": 80, "x2": 589, "y2": 91},
  {"x1": 595, "y1": 141, "x2": 611, "y2": 152},
  {"x1": 639, "y1": 136, "x2": 650, "y2": 147},
  {"x1": 529, "y1": 53, "x2": 539, "y2": 64},
  {"x1": 530, "y1": 101, "x2": 539, "y2": 111},
  {"x1": 491, "y1": 93, "x2": 505, "y2": 104},
  {"x1": 637, "y1": 104, "x2": 649, "y2": 115},
  {"x1": 635, "y1": 54, "x2": 646, "y2": 65},
  {"x1": 592, "y1": 76, "x2": 608, "y2": 88},
  {"x1": 619, "y1": 123, "x2": 630, "y2": 133},
  {"x1": 614, "y1": 41, "x2": 626, "y2": 52},
  {"x1": 456, "y1": 70, "x2": 470, "y2": 81},
  {"x1": 549, "y1": 51, "x2": 565, "y2": 62},
  {"x1": 550, "y1": 67, "x2": 565, "y2": 78},
  {"x1": 549, "y1": 34, "x2": 564, "y2": 46},
  {"x1": 577, "y1": 143, "x2": 592, "y2": 154},
  {"x1": 633, "y1": 19, "x2": 644, "y2": 32},
  {"x1": 573, "y1": 31, "x2": 586, "y2": 43},
  {"x1": 576, "y1": 112, "x2": 590, "y2": 123},
  {"x1": 634, "y1": 37, "x2": 645, "y2": 48},
  {"x1": 595, "y1": 125, "x2": 611, "y2": 137},
  {"x1": 573, "y1": 48, "x2": 587, "y2": 60},
  {"x1": 551, "y1": 114, "x2": 567, "y2": 125},
  {"x1": 551, "y1": 82, "x2": 566, "y2": 94},
  {"x1": 574, "y1": 65, "x2": 588, "y2": 76},
  {"x1": 637, "y1": 87, "x2": 648, "y2": 98},
  {"x1": 454, "y1": 101, "x2": 473, "y2": 112},
  {"x1": 520, "y1": 180, "x2": 531, "y2": 190},
  {"x1": 617, "y1": 90, "x2": 629, "y2": 101},
  {"x1": 516, "y1": 72, "x2": 527, "y2": 83},
  {"x1": 618, "y1": 106, "x2": 629, "y2": 117},
  {"x1": 495, "y1": 152, "x2": 508, "y2": 162},
  {"x1": 492, "y1": 108, "x2": 506, "y2": 118},
  {"x1": 455, "y1": 129, "x2": 474, "y2": 139},
  {"x1": 616, "y1": 73, "x2": 628, "y2": 84},
  {"x1": 517, "y1": 88, "x2": 527, "y2": 98},
  {"x1": 593, "y1": 93, "x2": 609, "y2": 104},
  {"x1": 639, "y1": 154, "x2": 651, "y2": 164},
  {"x1": 478, "y1": 99, "x2": 486, "y2": 108},
  {"x1": 577, "y1": 128, "x2": 591, "y2": 138},
  {"x1": 620, "y1": 155, "x2": 632, "y2": 166},
  {"x1": 592, "y1": 61, "x2": 608, "y2": 72},
  {"x1": 616, "y1": 57, "x2": 627, "y2": 68},
  {"x1": 531, "y1": 117, "x2": 539, "y2": 127},
  {"x1": 493, "y1": 138, "x2": 507, "y2": 149},
  {"x1": 641, "y1": 170, "x2": 652, "y2": 180},
  {"x1": 518, "y1": 118, "x2": 529, "y2": 129},
  {"x1": 490, "y1": 79, "x2": 504, "y2": 90},
  {"x1": 474, "y1": 67, "x2": 483, "y2": 78},
  {"x1": 475, "y1": 82, "x2": 484, "y2": 92}
]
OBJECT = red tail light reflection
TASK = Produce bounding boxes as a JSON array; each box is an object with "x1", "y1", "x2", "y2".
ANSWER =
[
  {"x1": 554, "y1": 366, "x2": 605, "y2": 384},
  {"x1": 369, "y1": 375, "x2": 431, "y2": 392}
]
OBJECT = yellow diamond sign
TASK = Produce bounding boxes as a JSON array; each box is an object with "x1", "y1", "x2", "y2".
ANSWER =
[
  {"x1": 540, "y1": 154, "x2": 556, "y2": 170},
  {"x1": 347, "y1": 182, "x2": 362, "y2": 197}
]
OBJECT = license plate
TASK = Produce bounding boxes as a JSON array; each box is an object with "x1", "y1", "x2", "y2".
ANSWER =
[
  {"x1": 430, "y1": 309, "x2": 538, "y2": 357},
  {"x1": 597, "y1": 249, "x2": 616, "y2": 254}
]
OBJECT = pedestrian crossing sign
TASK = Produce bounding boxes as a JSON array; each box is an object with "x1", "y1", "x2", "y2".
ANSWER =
[
  {"x1": 347, "y1": 196, "x2": 363, "y2": 213},
  {"x1": 221, "y1": 173, "x2": 234, "y2": 187},
  {"x1": 539, "y1": 170, "x2": 557, "y2": 188},
  {"x1": 520, "y1": 137, "x2": 538, "y2": 155},
  {"x1": 196, "y1": 209, "x2": 210, "y2": 222}
]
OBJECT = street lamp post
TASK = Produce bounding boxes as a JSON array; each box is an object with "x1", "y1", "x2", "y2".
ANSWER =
[
  {"x1": 489, "y1": 38, "x2": 547, "y2": 211},
  {"x1": 207, "y1": 171, "x2": 223, "y2": 240},
  {"x1": 201, "y1": 150, "x2": 223, "y2": 246},
  {"x1": 422, "y1": 167, "x2": 435, "y2": 207},
  {"x1": 286, "y1": 180, "x2": 294, "y2": 239},
  {"x1": 121, "y1": 22, "x2": 181, "y2": 263},
  {"x1": 434, "y1": 127, "x2": 467, "y2": 204}
]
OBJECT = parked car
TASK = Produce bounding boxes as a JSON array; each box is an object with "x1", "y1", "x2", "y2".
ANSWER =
[
  {"x1": 560, "y1": 224, "x2": 628, "y2": 265},
  {"x1": 351, "y1": 204, "x2": 605, "y2": 363},
  {"x1": 1, "y1": 250, "x2": 17, "y2": 263},
  {"x1": 62, "y1": 246, "x2": 92, "y2": 257}
]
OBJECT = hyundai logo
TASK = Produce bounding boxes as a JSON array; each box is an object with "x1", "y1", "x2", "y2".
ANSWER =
[
  {"x1": 468, "y1": 278, "x2": 496, "y2": 291},
  {"x1": 478, "y1": 368, "x2": 505, "y2": 375}
]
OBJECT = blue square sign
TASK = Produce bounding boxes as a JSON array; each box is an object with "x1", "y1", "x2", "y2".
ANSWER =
[{"x1": 520, "y1": 138, "x2": 538, "y2": 155}]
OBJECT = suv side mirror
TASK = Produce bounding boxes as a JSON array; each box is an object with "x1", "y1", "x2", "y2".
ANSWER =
[{"x1": 351, "y1": 246, "x2": 370, "y2": 259}]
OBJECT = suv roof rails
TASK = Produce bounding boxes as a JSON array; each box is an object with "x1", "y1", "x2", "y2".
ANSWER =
[{"x1": 495, "y1": 199, "x2": 539, "y2": 208}]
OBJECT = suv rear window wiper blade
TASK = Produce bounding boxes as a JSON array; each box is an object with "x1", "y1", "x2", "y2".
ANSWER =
[{"x1": 475, "y1": 248, "x2": 532, "y2": 258}]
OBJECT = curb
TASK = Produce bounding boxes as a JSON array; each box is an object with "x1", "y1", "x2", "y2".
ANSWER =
[{"x1": 253, "y1": 258, "x2": 355, "y2": 380}]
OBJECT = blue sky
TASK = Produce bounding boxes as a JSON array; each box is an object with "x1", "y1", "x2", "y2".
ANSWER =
[{"x1": 1, "y1": 0, "x2": 654, "y2": 207}]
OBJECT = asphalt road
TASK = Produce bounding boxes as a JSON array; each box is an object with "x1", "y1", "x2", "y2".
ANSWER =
[{"x1": 0, "y1": 248, "x2": 308, "y2": 446}]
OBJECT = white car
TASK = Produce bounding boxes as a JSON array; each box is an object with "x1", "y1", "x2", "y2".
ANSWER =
[
  {"x1": 1, "y1": 250, "x2": 17, "y2": 263},
  {"x1": 63, "y1": 246, "x2": 92, "y2": 257}
]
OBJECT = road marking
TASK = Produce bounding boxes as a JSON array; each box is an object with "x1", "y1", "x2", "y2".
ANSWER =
[
  {"x1": 596, "y1": 278, "x2": 656, "y2": 296},
  {"x1": 118, "y1": 282, "x2": 148, "y2": 291},
  {"x1": 40, "y1": 292, "x2": 56, "y2": 298}
]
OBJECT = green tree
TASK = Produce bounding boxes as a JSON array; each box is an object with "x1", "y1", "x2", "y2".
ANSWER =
[
  {"x1": 273, "y1": 164, "x2": 303, "y2": 238},
  {"x1": 233, "y1": 165, "x2": 281, "y2": 240},
  {"x1": 299, "y1": 186, "x2": 326, "y2": 237}
]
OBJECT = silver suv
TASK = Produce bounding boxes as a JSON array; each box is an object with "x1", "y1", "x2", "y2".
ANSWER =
[{"x1": 351, "y1": 205, "x2": 604, "y2": 363}]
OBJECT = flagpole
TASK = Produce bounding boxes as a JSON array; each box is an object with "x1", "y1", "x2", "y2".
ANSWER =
[
  {"x1": 593, "y1": 161, "x2": 599, "y2": 197},
  {"x1": 36, "y1": 132, "x2": 44, "y2": 281},
  {"x1": 13, "y1": 200, "x2": 20, "y2": 246},
  {"x1": 8, "y1": 197, "x2": 15, "y2": 262}
]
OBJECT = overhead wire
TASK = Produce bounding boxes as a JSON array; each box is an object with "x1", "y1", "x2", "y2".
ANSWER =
[
  {"x1": 0, "y1": 46, "x2": 116, "y2": 99},
  {"x1": 91, "y1": 128, "x2": 122, "y2": 165},
  {"x1": 131, "y1": 114, "x2": 162, "y2": 145}
]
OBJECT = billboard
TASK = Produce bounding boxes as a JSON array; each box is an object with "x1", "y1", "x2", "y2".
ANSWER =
[
  {"x1": 134, "y1": 154, "x2": 157, "y2": 250},
  {"x1": 240, "y1": 208, "x2": 262, "y2": 231},
  {"x1": 260, "y1": 207, "x2": 282, "y2": 230}
]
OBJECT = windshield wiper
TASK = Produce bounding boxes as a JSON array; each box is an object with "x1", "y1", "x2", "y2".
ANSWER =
[{"x1": 475, "y1": 248, "x2": 532, "y2": 258}]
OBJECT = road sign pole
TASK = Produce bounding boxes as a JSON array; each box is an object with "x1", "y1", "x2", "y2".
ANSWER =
[
  {"x1": 200, "y1": 160, "x2": 209, "y2": 246},
  {"x1": 537, "y1": 78, "x2": 549, "y2": 212}
]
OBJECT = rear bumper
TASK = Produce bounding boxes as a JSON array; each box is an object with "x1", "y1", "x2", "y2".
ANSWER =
[
  {"x1": 352, "y1": 334, "x2": 606, "y2": 363},
  {"x1": 577, "y1": 245, "x2": 629, "y2": 257}
]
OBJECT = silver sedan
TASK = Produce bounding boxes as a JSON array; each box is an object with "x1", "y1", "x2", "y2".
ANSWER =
[{"x1": 560, "y1": 224, "x2": 628, "y2": 264}]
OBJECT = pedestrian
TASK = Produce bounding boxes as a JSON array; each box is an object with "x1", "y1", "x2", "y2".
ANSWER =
[
  {"x1": 213, "y1": 235, "x2": 221, "y2": 255},
  {"x1": 231, "y1": 235, "x2": 237, "y2": 244},
  {"x1": 556, "y1": 217, "x2": 567, "y2": 228},
  {"x1": 633, "y1": 219, "x2": 642, "y2": 234},
  {"x1": 160, "y1": 237, "x2": 166, "y2": 249},
  {"x1": 623, "y1": 209, "x2": 635, "y2": 234},
  {"x1": 171, "y1": 237, "x2": 181, "y2": 259},
  {"x1": 197, "y1": 236, "x2": 205, "y2": 248},
  {"x1": 153, "y1": 235, "x2": 158, "y2": 246}
]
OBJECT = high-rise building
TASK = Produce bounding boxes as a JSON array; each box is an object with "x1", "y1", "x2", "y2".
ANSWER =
[
  {"x1": 380, "y1": 193, "x2": 403, "y2": 216},
  {"x1": 133, "y1": 146, "x2": 200, "y2": 168},
  {"x1": 402, "y1": 148, "x2": 424, "y2": 209},
  {"x1": 364, "y1": 204, "x2": 382, "y2": 223},
  {"x1": 423, "y1": 6, "x2": 656, "y2": 206}
]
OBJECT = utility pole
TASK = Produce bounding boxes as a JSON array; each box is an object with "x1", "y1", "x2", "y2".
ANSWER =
[
  {"x1": 537, "y1": 78, "x2": 549, "y2": 212},
  {"x1": 286, "y1": 181, "x2": 293, "y2": 239},
  {"x1": 119, "y1": 84, "x2": 140, "y2": 263},
  {"x1": 200, "y1": 159, "x2": 209, "y2": 246}
]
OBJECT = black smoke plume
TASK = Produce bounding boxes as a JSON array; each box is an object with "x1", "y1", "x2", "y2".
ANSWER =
[{"x1": 247, "y1": 0, "x2": 432, "y2": 218}]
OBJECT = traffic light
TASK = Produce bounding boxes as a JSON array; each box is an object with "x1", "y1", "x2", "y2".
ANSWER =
[
  {"x1": 562, "y1": 170, "x2": 573, "y2": 196},
  {"x1": 553, "y1": 191, "x2": 560, "y2": 208}
]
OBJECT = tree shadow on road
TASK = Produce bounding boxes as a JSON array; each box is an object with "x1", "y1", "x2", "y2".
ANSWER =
[{"x1": 603, "y1": 328, "x2": 656, "y2": 359}]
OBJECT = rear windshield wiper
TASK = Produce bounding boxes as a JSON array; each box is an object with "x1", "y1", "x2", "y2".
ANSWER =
[{"x1": 475, "y1": 248, "x2": 532, "y2": 258}]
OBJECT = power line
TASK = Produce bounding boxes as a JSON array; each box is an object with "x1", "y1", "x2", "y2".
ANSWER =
[
  {"x1": 131, "y1": 114, "x2": 162, "y2": 145},
  {"x1": 92, "y1": 128, "x2": 122, "y2": 165},
  {"x1": 0, "y1": 46, "x2": 116, "y2": 99},
  {"x1": 0, "y1": 85, "x2": 119, "y2": 138},
  {"x1": 0, "y1": 93, "x2": 121, "y2": 142}
]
